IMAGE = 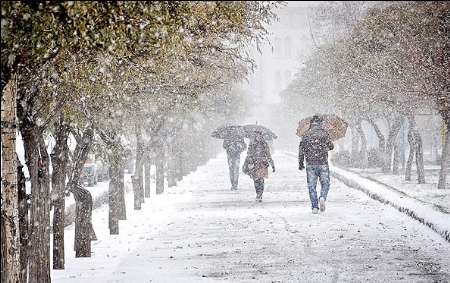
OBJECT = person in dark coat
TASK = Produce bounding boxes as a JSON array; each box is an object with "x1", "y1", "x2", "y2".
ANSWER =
[
  {"x1": 299, "y1": 115, "x2": 334, "y2": 213},
  {"x1": 223, "y1": 136, "x2": 247, "y2": 190},
  {"x1": 243, "y1": 131, "x2": 275, "y2": 202}
]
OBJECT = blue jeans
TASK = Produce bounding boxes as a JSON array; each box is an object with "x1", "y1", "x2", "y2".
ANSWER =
[
  {"x1": 306, "y1": 165, "x2": 330, "y2": 209},
  {"x1": 227, "y1": 153, "x2": 240, "y2": 189}
]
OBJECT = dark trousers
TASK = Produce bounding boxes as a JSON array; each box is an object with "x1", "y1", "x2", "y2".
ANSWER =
[
  {"x1": 227, "y1": 153, "x2": 240, "y2": 189},
  {"x1": 254, "y1": 178, "x2": 264, "y2": 197}
]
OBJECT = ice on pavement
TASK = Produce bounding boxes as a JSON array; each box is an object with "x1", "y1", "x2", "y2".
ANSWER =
[{"x1": 52, "y1": 152, "x2": 450, "y2": 282}]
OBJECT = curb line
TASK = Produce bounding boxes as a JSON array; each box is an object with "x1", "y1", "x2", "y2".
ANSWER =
[{"x1": 331, "y1": 169, "x2": 450, "y2": 244}]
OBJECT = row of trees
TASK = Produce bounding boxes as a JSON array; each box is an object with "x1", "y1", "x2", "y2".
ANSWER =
[
  {"x1": 1, "y1": 2, "x2": 279, "y2": 282},
  {"x1": 281, "y1": 2, "x2": 449, "y2": 188}
]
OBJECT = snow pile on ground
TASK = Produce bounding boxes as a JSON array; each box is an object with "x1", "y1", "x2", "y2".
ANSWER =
[
  {"x1": 331, "y1": 166, "x2": 450, "y2": 243},
  {"x1": 349, "y1": 167, "x2": 450, "y2": 212}
]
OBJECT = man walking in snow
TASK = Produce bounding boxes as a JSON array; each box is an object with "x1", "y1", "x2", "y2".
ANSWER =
[
  {"x1": 298, "y1": 115, "x2": 334, "y2": 214},
  {"x1": 223, "y1": 137, "x2": 247, "y2": 190}
]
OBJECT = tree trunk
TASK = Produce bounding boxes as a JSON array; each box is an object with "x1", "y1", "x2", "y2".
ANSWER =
[
  {"x1": 167, "y1": 143, "x2": 177, "y2": 188},
  {"x1": 405, "y1": 116, "x2": 426, "y2": 183},
  {"x1": 117, "y1": 164, "x2": 126, "y2": 220},
  {"x1": 17, "y1": 160, "x2": 28, "y2": 283},
  {"x1": 356, "y1": 121, "x2": 368, "y2": 169},
  {"x1": 1, "y1": 208, "x2": 6, "y2": 283},
  {"x1": 405, "y1": 129, "x2": 415, "y2": 181},
  {"x1": 393, "y1": 143, "x2": 400, "y2": 175},
  {"x1": 108, "y1": 166, "x2": 119, "y2": 234},
  {"x1": 108, "y1": 146, "x2": 122, "y2": 234},
  {"x1": 66, "y1": 127, "x2": 94, "y2": 192},
  {"x1": 367, "y1": 118, "x2": 386, "y2": 154},
  {"x1": 438, "y1": 123, "x2": 449, "y2": 189},
  {"x1": 156, "y1": 144, "x2": 165, "y2": 195},
  {"x1": 1, "y1": 74, "x2": 21, "y2": 282},
  {"x1": 167, "y1": 162, "x2": 176, "y2": 187},
  {"x1": 50, "y1": 116, "x2": 69, "y2": 269},
  {"x1": 415, "y1": 133, "x2": 425, "y2": 184},
  {"x1": 132, "y1": 123, "x2": 144, "y2": 209},
  {"x1": 144, "y1": 155, "x2": 151, "y2": 198},
  {"x1": 350, "y1": 126, "x2": 360, "y2": 167},
  {"x1": 22, "y1": 127, "x2": 51, "y2": 283},
  {"x1": 138, "y1": 163, "x2": 144, "y2": 204},
  {"x1": 68, "y1": 128, "x2": 94, "y2": 188},
  {"x1": 66, "y1": 128, "x2": 95, "y2": 256},
  {"x1": 384, "y1": 116, "x2": 402, "y2": 173},
  {"x1": 1, "y1": 207, "x2": 6, "y2": 283},
  {"x1": 176, "y1": 148, "x2": 184, "y2": 181},
  {"x1": 72, "y1": 184, "x2": 95, "y2": 257},
  {"x1": 399, "y1": 123, "x2": 407, "y2": 172}
]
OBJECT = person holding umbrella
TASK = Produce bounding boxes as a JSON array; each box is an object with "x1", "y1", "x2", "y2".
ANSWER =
[
  {"x1": 243, "y1": 130, "x2": 275, "y2": 202},
  {"x1": 223, "y1": 136, "x2": 247, "y2": 190},
  {"x1": 212, "y1": 125, "x2": 247, "y2": 191},
  {"x1": 298, "y1": 115, "x2": 335, "y2": 214}
]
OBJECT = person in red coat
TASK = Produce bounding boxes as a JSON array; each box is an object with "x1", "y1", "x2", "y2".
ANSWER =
[{"x1": 243, "y1": 131, "x2": 275, "y2": 202}]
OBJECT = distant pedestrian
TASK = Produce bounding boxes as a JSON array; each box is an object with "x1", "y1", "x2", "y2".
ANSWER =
[
  {"x1": 223, "y1": 137, "x2": 247, "y2": 190},
  {"x1": 243, "y1": 131, "x2": 275, "y2": 202},
  {"x1": 298, "y1": 115, "x2": 334, "y2": 214}
]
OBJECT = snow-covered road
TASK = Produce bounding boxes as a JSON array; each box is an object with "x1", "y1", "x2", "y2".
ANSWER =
[{"x1": 53, "y1": 152, "x2": 450, "y2": 283}]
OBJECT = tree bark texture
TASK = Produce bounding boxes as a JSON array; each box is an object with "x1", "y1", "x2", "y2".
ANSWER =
[
  {"x1": 108, "y1": 143, "x2": 124, "y2": 234},
  {"x1": 22, "y1": 127, "x2": 51, "y2": 283},
  {"x1": 68, "y1": 128, "x2": 94, "y2": 189},
  {"x1": 415, "y1": 133, "x2": 425, "y2": 184},
  {"x1": 1, "y1": 74, "x2": 21, "y2": 283},
  {"x1": 144, "y1": 156, "x2": 151, "y2": 198},
  {"x1": 17, "y1": 160, "x2": 28, "y2": 283},
  {"x1": 117, "y1": 165, "x2": 126, "y2": 220},
  {"x1": 50, "y1": 117, "x2": 69, "y2": 269},
  {"x1": 156, "y1": 143, "x2": 165, "y2": 195},
  {"x1": 367, "y1": 118, "x2": 386, "y2": 155},
  {"x1": 438, "y1": 123, "x2": 450, "y2": 189},
  {"x1": 132, "y1": 123, "x2": 144, "y2": 210},
  {"x1": 176, "y1": 148, "x2": 185, "y2": 182},
  {"x1": 384, "y1": 116, "x2": 402, "y2": 173},
  {"x1": 108, "y1": 160, "x2": 120, "y2": 234},
  {"x1": 167, "y1": 143, "x2": 177, "y2": 188},
  {"x1": 65, "y1": 128, "x2": 95, "y2": 256},
  {"x1": 405, "y1": 129, "x2": 416, "y2": 181},
  {"x1": 393, "y1": 143, "x2": 400, "y2": 175},
  {"x1": 72, "y1": 184, "x2": 95, "y2": 257},
  {"x1": 405, "y1": 116, "x2": 425, "y2": 183}
]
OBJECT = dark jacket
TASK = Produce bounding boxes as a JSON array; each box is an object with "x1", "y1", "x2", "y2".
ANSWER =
[
  {"x1": 299, "y1": 125, "x2": 334, "y2": 166},
  {"x1": 223, "y1": 138, "x2": 246, "y2": 156},
  {"x1": 243, "y1": 139, "x2": 274, "y2": 179}
]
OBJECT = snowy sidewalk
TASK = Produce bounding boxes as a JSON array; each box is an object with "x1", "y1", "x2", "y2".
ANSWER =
[{"x1": 53, "y1": 152, "x2": 450, "y2": 282}]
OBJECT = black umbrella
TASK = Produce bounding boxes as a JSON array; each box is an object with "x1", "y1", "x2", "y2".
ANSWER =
[
  {"x1": 243, "y1": 124, "x2": 277, "y2": 140},
  {"x1": 211, "y1": 125, "x2": 245, "y2": 139}
]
